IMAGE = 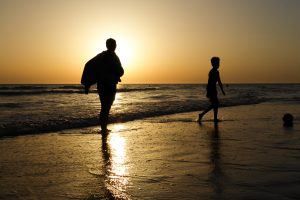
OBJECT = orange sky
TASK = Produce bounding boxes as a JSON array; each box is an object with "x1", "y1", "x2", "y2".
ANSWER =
[{"x1": 1, "y1": 0, "x2": 300, "y2": 84}]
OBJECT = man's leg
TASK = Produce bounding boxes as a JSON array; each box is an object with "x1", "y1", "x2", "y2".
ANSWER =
[{"x1": 99, "y1": 90, "x2": 116, "y2": 131}]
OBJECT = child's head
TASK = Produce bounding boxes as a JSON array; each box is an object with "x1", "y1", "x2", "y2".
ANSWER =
[{"x1": 211, "y1": 57, "x2": 220, "y2": 69}]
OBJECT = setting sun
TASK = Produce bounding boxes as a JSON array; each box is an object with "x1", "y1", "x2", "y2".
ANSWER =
[
  {"x1": 116, "y1": 39, "x2": 134, "y2": 67},
  {"x1": 87, "y1": 33, "x2": 135, "y2": 72}
]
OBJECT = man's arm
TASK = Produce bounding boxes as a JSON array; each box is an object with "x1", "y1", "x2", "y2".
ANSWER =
[
  {"x1": 115, "y1": 55, "x2": 124, "y2": 82},
  {"x1": 116, "y1": 56, "x2": 124, "y2": 77}
]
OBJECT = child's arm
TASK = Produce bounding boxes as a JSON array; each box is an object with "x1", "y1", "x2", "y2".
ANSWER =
[{"x1": 217, "y1": 72, "x2": 226, "y2": 96}]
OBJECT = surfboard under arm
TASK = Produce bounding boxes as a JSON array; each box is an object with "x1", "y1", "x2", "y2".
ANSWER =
[{"x1": 81, "y1": 55, "x2": 100, "y2": 87}]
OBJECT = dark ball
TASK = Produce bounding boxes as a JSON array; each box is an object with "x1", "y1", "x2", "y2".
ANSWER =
[{"x1": 283, "y1": 113, "x2": 293, "y2": 127}]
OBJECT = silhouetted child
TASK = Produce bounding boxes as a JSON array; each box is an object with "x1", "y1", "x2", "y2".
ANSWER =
[{"x1": 198, "y1": 57, "x2": 225, "y2": 123}]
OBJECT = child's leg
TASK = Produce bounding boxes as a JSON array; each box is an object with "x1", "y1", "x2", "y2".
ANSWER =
[
  {"x1": 198, "y1": 104, "x2": 213, "y2": 121},
  {"x1": 199, "y1": 96, "x2": 215, "y2": 121},
  {"x1": 212, "y1": 97, "x2": 219, "y2": 122},
  {"x1": 213, "y1": 105, "x2": 218, "y2": 122}
]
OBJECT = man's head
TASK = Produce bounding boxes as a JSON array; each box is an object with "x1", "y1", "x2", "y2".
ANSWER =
[
  {"x1": 106, "y1": 38, "x2": 117, "y2": 52},
  {"x1": 211, "y1": 57, "x2": 220, "y2": 69}
]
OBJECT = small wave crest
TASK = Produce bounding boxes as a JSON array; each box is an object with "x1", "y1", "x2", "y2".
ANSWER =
[
  {"x1": 0, "y1": 103, "x2": 23, "y2": 108},
  {"x1": 0, "y1": 84, "x2": 159, "y2": 96},
  {"x1": 118, "y1": 87, "x2": 158, "y2": 93}
]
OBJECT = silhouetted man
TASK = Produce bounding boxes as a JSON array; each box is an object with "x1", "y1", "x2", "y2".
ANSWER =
[
  {"x1": 198, "y1": 57, "x2": 225, "y2": 123},
  {"x1": 82, "y1": 38, "x2": 124, "y2": 132}
]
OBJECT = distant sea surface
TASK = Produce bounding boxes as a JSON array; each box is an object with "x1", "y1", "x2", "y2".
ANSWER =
[{"x1": 0, "y1": 84, "x2": 299, "y2": 136}]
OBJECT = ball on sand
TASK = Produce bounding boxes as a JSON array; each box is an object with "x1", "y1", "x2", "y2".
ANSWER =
[{"x1": 282, "y1": 113, "x2": 293, "y2": 127}]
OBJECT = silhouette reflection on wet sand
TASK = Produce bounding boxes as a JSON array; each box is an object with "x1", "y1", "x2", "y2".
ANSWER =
[
  {"x1": 199, "y1": 122, "x2": 224, "y2": 199},
  {"x1": 208, "y1": 124, "x2": 223, "y2": 199}
]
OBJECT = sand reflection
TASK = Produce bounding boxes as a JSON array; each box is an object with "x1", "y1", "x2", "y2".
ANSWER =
[
  {"x1": 199, "y1": 123, "x2": 223, "y2": 198},
  {"x1": 101, "y1": 125, "x2": 129, "y2": 199},
  {"x1": 208, "y1": 124, "x2": 223, "y2": 197}
]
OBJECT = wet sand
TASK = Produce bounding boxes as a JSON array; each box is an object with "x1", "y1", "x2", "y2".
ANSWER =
[{"x1": 0, "y1": 103, "x2": 299, "y2": 200}]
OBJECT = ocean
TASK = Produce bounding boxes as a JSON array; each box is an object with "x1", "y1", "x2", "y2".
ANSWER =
[{"x1": 0, "y1": 84, "x2": 299, "y2": 136}]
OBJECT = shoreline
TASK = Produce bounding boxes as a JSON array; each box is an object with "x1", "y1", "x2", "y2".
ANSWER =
[
  {"x1": 1, "y1": 101, "x2": 298, "y2": 138},
  {"x1": 0, "y1": 102, "x2": 299, "y2": 199}
]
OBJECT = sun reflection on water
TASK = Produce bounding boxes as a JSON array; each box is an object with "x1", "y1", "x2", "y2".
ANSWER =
[
  {"x1": 102, "y1": 124, "x2": 129, "y2": 198},
  {"x1": 112, "y1": 92, "x2": 123, "y2": 108},
  {"x1": 110, "y1": 133, "x2": 127, "y2": 177}
]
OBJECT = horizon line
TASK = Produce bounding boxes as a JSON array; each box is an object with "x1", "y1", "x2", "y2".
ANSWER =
[{"x1": 0, "y1": 82, "x2": 299, "y2": 85}]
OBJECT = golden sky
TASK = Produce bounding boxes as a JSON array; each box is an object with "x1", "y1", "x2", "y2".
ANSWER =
[{"x1": 1, "y1": 0, "x2": 300, "y2": 84}]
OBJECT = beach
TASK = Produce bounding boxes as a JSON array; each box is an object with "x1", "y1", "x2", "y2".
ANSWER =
[{"x1": 0, "y1": 102, "x2": 299, "y2": 200}]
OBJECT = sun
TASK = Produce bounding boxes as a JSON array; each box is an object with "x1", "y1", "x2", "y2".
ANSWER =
[
  {"x1": 115, "y1": 39, "x2": 133, "y2": 67},
  {"x1": 87, "y1": 34, "x2": 135, "y2": 71}
]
